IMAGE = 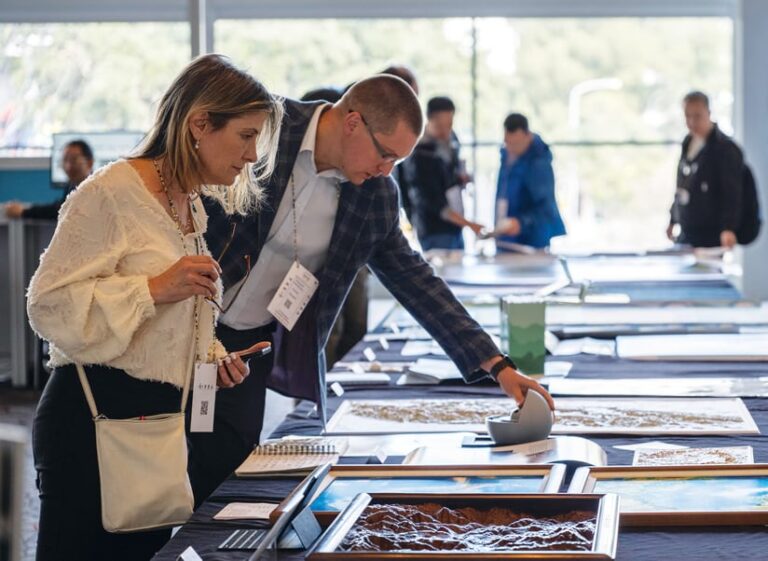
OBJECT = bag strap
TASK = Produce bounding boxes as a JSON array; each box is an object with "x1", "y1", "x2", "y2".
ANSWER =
[
  {"x1": 75, "y1": 296, "x2": 202, "y2": 418},
  {"x1": 75, "y1": 363, "x2": 100, "y2": 418}
]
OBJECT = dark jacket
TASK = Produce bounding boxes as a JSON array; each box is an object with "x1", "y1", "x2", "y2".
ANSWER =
[
  {"x1": 203, "y1": 99, "x2": 499, "y2": 421},
  {"x1": 21, "y1": 185, "x2": 76, "y2": 220},
  {"x1": 406, "y1": 137, "x2": 463, "y2": 240},
  {"x1": 392, "y1": 164, "x2": 413, "y2": 220},
  {"x1": 671, "y1": 124, "x2": 744, "y2": 247},
  {"x1": 495, "y1": 135, "x2": 566, "y2": 249}
]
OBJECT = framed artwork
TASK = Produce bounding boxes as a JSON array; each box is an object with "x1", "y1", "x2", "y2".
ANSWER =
[
  {"x1": 547, "y1": 303, "x2": 768, "y2": 327},
  {"x1": 568, "y1": 465, "x2": 768, "y2": 526},
  {"x1": 273, "y1": 464, "x2": 565, "y2": 526},
  {"x1": 308, "y1": 492, "x2": 619, "y2": 559},
  {"x1": 324, "y1": 397, "x2": 759, "y2": 436},
  {"x1": 549, "y1": 377, "x2": 768, "y2": 398},
  {"x1": 616, "y1": 333, "x2": 768, "y2": 361}
]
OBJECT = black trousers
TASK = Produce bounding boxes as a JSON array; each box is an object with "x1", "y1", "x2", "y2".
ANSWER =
[
  {"x1": 33, "y1": 364, "x2": 179, "y2": 561},
  {"x1": 678, "y1": 226, "x2": 722, "y2": 248},
  {"x1": 186, "y1": 322, "x2": 275, "y2": 507}
]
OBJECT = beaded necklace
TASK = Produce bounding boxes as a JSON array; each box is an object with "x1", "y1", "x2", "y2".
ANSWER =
[
  {"x1": 152, "y1": 158, "x2": 216, "y2": 363},
  {"x1": 152, "y1": 158, "x2": 194, "y2": 234}
]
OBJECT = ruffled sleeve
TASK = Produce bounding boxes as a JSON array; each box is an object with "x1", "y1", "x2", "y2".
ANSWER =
[{"x1": 27, "y1": 180, "x2": 156, "y2": 365}]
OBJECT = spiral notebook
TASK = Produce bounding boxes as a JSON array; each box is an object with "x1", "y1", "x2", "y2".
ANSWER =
[{"x1": 235, "y1": 437, "x2": 349, "y2": 477}]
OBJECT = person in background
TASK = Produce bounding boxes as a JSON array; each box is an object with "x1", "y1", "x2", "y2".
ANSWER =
[
  {"x1": 408, "y1": 96, "x2": 484, "y2": 250},
  {"x1": 300, "y1": 85, "x2": 367, "y2": 368},
  {"x1": 381, "y1": 64, "x2": 419, "y2": 95},
  {"x1": 381, "y1": 64, "x2": 419, "y2": 223},
  {"x1": 667, "y1": 91, "x2": 745, "y2": 248},
  {"x1": 300, "y1": 87, "x2": 343, "y2": 106},
  {"x1": 494, "y1": 113, "x2": 565, "y2": 250},
  {"x1": 4, "y1": 139, "x2": 94, "y2": 220},
  {"x1": 27, "y1": 54, "x2": 282, "y2": 561}
]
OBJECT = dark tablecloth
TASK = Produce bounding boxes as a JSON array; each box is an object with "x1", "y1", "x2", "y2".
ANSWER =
[
  {"x1": 343, "y1": 339, "x2": 768, "y2": 380},
  {"x1": 154, "y1": 349, "x2": 768, "y2": 561}
]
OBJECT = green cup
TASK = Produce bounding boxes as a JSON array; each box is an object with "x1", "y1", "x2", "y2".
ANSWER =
[{"x1": 500, "y1": 295, "x2": 546, "y2": 375}]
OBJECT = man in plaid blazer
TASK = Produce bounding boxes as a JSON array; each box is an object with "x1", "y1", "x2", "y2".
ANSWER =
[{"x1": 190, "y1": 75, "x2": 553, "y2": 504}]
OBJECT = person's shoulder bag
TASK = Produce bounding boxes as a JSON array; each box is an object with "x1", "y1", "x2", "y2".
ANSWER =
[{"x1": 75, "y1": 314, "x2": 196, "y2": 533}]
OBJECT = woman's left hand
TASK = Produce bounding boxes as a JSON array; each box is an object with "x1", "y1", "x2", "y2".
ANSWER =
[{"x1": 217, "y1": 353, "x2": 250, "y2": 388}]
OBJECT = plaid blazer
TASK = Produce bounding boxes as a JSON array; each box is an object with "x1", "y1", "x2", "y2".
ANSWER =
[{"x1": 204, "y1": 99, "x2": 499, "y2": 422}]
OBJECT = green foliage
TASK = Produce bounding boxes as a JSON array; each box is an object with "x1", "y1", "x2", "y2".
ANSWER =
[{"x1": 0, "y1": 22, "x2": 189, "y2": 147}]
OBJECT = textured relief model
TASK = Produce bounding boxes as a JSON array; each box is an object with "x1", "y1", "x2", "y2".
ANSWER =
[
  {"x1": 634, "y1": 446, "x2": 753, "y2": 466},
  {"x1": 348, "y1": 399, "x2": 508, "y2": 425},
  {"x1": 336, "y1": 398, "x2": 754, "y2": 434},
  {"x1": 339, "y1": 503, "x2": 596, "y2": 552},
  {"x1": 554, "y1": 405, "x2": 743, "y2": 430}
]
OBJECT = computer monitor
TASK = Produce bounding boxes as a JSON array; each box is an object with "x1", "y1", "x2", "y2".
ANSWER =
[{"x1": 50, "y1": 131, "x2": 145, "y2": 187}]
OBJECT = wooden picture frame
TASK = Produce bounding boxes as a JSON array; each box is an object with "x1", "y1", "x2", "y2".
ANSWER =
[
  {"x1": 308, "y1": 492, "x2": 619, "y2": 560},
  {"x1": 271, "y1": 464, "x2": 565, "y2": 527},
  {"x1": 568, "y1": 464, "x2": 768, "y2": 526},
  {"x1": 324, "y1": 397, "x2": 760, "y2": 436}
]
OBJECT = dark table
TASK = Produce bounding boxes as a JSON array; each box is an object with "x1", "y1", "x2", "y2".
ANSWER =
[{"x1": 154, "y1": 348, "x2": 768, "y2": 561}]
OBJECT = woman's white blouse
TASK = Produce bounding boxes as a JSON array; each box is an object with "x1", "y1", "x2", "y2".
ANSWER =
[{"x1": 27, "y1": 160, "x2": 225, "y2": 388}]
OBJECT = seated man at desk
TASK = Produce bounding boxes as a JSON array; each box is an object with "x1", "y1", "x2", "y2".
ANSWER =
[
  {"x1": 494, "y1": 113, "x2": 565, "y2": 250},
  {"x1": 4, "y1": 139, "x2": 93, "y2": 220}
]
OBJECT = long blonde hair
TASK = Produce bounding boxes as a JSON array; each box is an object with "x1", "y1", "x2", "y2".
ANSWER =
[{"x1": 133, "y1": 54, "x2": 283, "y2": 214}]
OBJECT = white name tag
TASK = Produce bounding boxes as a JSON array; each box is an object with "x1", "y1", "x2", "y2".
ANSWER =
[
  {"x1": 190, "y1": 363, "x2": 217, "y2": 433},
  {"x1": 177, "y1": 546, "x2": 203, "y2": 561},
  {"x1": 268, "y1": 261, "x2": 319, "y2": 331}
]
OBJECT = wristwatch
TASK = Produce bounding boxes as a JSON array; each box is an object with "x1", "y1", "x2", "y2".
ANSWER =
[{"x1": 488, "y1": 355, "x2": 518, "y2": 382}]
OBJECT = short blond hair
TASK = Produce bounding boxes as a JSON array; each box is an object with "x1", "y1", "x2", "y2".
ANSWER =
[
  {"x1": 339, "y1": 74, "x2": 424, "y2": 137},
  {"x1": 133, "y1": 54, "x2": 283, "y2": 215}
]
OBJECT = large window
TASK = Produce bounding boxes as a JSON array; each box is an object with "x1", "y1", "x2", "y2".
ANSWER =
[
  {"x1": 216, "y1": 16, "x2": 732, "y2": 250},
  {"x1": 215, "y1": 18, "x2": 475, "y2": 131},
  {"x1": 1, "y1": 16, "x2": 733, "y2": 249},
  {"x1": 474, "y1": 18, "x2": 733, "y2": 250},
  {"x1": 0, "y1": 22, "x2": 189, "y2": 155}
]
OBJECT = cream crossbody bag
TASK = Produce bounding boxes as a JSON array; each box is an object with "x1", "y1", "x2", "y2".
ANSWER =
[{"x1": 75, "y1": 328, "x2": 196, "y2": 533}]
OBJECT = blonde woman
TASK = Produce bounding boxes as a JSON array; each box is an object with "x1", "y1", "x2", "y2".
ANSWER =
[{"x1": 27, "y1": 54, "x2": 282, "y2": 561}]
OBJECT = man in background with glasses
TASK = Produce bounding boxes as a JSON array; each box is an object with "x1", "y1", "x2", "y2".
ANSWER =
[
  {"x1": 193, "y1": 74, "x2": 554, "y2": 506},
  {"x1": 4, "y1": 139, "x2": 94, "y2": 220}
]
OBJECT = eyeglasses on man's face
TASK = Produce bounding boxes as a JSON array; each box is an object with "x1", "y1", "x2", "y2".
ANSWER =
[{"x1": 350, "y1": 109, "x2": 405, "y2": 166}]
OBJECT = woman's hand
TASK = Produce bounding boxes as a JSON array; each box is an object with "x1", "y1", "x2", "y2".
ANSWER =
[
  {"x1": 217, "y1": 353, "x2": 250, "y2": 388},
  {"x1": 148, "y1": 255, "x2": 222, "y2": 304}
]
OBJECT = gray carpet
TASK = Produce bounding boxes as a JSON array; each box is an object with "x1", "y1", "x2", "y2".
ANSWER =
[{"x1": 0, "y1": 387, "x2": 39, "y2": 561}]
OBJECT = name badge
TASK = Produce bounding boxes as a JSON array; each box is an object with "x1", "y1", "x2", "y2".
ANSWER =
[
  {"x1": 268, "y1": 261, "x2": 319, "y2": 331},
  {"x1": 190, "y1": 363, "x2": 217, "y2": 433},
  {"x1": 177, "y1": 546, "x2": 203, "y2": 561}
]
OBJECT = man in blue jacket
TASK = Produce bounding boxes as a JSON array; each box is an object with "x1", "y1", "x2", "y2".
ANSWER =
[
  {"x1": 495, "y1": 113, "x2": 565, "y2": 250},
  {"x1": 192, "y1": 76, "x2": 554, "y2": 505}
]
